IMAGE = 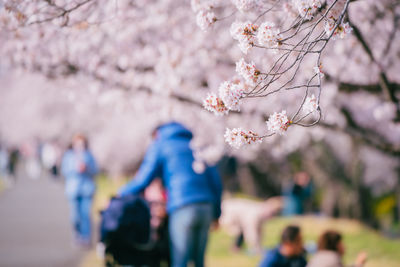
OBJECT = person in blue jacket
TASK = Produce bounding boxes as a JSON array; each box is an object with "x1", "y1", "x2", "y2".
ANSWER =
[
  {"x1": 61, "y1": 134, "x2": 98, "y2": 247},
  {"x1": 119, "y1": 122, "x2": 223, "y2": 267}
]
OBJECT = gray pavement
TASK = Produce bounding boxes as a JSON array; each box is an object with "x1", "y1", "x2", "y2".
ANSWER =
[{"x1": 0, "y1": 174, "x2": 84, "y2": 267}]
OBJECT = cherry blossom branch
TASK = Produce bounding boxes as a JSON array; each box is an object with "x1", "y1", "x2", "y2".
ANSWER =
[{"x1": 200, "y1": 0, "x2": 354, "y2": 148}]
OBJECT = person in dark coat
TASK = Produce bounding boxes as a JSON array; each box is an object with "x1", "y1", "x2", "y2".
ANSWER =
[
  {"x1": 282, "y1": 172, "x2": 312, "y2": 216},
  {"x1": 119, "y1": 122, "x2": 223, "y2": 267},
  {"x1": 259, "y1": 225, "x2": 307, "y2": 267},
  {"x1": 7, "y1": 148, "x2": 19, "y2": 182}
]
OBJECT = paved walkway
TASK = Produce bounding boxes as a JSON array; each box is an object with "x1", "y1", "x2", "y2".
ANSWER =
[{"x1": 0, "y1": 173, "x2": 84, "y2": 267}]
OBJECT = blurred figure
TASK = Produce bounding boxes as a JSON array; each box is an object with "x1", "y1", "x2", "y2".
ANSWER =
[
  {"x1": 144, "y1": 179, "x2": 170, "y2": 265},
  {"x1": 282, "y1": 172, "x2": 312, "y2": 216},
  {"x1": 61, "y1": 134, "x2": 98, "y2": 247},
  {"x1": 41, "y1": 141, "x2": 60, "y2": 179},
  {"x1": 7, "y1": 147, "x2": 20, "y2": 183},
  {"x1": 119, "y1": 122, "x2": 223, "y2": 267},
  {"x1": 144, "y1": 179, "x2": 168, "y2": 231},
  {"x1": 307, "y1": 230, "x2": 367, "y2": 267},
  {"x1": 259, "y1": 225, "x2": 307, "y2": 267},
  {"x1": 220, "y1": 196, "x2": 283, "y2": 254},
  {"x1": 22, "y1": 141, "x2": 41, "y2": 180},
  {"x1": 0, "y1": 144, "x2": 9, "y2": 178}
]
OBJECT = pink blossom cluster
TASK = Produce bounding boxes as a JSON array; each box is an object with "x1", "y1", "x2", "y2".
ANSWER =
[
  {"x1": 0, "y1": 0, "x2": 30, "y2": 30},
  {"x1": 230, "y1": 21, "x2": 259, "y2": 53},
  {"x1": 257, "y1": 21, "x2": 282, "y2": 49},
  {"x1": 192, "y1": 0, "x2": 217, "y2": 31},
  {"x1": 266, "y1": 110, "x2": 291, "y2": 135},
  {"x1": 196, "y1": 10, "x2": 217, "y2": 31},
  {"x1": 232, "y1": 0, "x2": 259, "y2": 12},
  {"x1": 326, "y1": 0, "x2": 346, "y2": 19},
  {"x1": 313, "y1": 63, "x2": 324, "y2": 77},
  {"x1": 303, "y1": 94, "x2": 319, "y2": 113},
  {"x1": 324, "y1": 20, "x2": 352, "y2": 40},
  {"x1": 292, "y1": 0, "x2": 322, "y2": 20},
  {"x1": 235, "y1": 58, "x2": 261, "y2": 86},
  {"x1": 191, "y1": 0, "x2": 215, "y2": 13},
  {"x1": 224, "y1": 128, "x2": 262, "y2": 148},
  {"x1": 203, "y1": 93, "x2": 228, "y2": 115},
  {"x1": 218, "y1": 81, "x2": 245, "y2": 111},
  {"x1": 324, "y1": 0, "x2": 352, "y2": 39},
  {"x1": 231, "y1": 20, "x2": 282, "y2": 53},
  {"x1": 203, "y1": 80, "x2": 247, "y2": 115}
]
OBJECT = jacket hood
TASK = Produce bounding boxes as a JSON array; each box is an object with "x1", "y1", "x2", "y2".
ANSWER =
[{"x1": 157, "y1": 122, "x2": 193, "y2": 140}]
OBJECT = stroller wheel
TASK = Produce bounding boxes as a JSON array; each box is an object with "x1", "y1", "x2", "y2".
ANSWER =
[{"x1": 104, "y1": 253, "x2": 118, "y2": 267}]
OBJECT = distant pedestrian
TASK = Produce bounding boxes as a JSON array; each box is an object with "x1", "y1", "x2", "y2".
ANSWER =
[
  {"x1": 0, "y1": 145, "x2": 9, "y2": 178},
  {"x1": 8, "y1": 148, "x2": 20, "y2": 182},
  {"x1": 61, "y1": 134, "x2": 98, "y2": 247},
  {"x1": 282, "y1": 172, "x2": 312, "y2": 216},
  {"x1": 41, "y1": 142, "x2": 60, "y2": 179}
]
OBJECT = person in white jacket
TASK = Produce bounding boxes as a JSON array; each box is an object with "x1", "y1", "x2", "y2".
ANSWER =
[{"x1": 307, "y1": 230, "x2": 367, "y2": 267}]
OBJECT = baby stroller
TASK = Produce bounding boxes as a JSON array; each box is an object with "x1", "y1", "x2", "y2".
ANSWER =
[{"x1": 100, "y1": 194, "x2": 170, "y2": 267}]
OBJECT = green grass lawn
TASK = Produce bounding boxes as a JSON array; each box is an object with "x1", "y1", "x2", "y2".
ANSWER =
[
  {"x1": 0, "y1": 177, "x2": 6, "y2": 193},
  {"x1": 81, "y1": 176, "x2": 400, "y2": 267},
  {"x1": 206, "y1": 216, "x2": 400, "y2": 267}
]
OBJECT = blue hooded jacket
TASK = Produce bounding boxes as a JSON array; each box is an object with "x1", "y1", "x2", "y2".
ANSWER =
[
  {"x1": 119, "y1": 122, "x2": 223, "y2": 219},
  {"x1": 61, "y1": 149, "x2": 98, "y2": 198}
]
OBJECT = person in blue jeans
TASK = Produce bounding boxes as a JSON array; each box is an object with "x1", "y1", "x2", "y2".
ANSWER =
[
  {"x1": 61, "y1": 134, "x2": 98, "y2": 247},
  {"x1": 119, "y1": 122, "x2": 223, "y2": 267},
  {"x1": 259, "y1": 225, "x2": 307, "y2": 267}
]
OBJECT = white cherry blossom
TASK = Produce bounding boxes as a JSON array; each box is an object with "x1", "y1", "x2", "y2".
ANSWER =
[
  {"x1": 230, "y1": 21, "x2": 259, "y2": 54},
  {"x1": 203, "y1": 93, "x2": 229, "y2": 115},
  {"x1": 256, "y1": 21, "x2": 281, "y2": 48},
  {"x1": 224, "y1": 127, "x2": 262, "y2": 148},
  {"x1": 235, "y1": 58, "x2": 261, "y2": 86},
  {"x1": 218, "y1": 81, "x2": 245, "y2": 111},
  {"x1": 266, "y1": 110, "x2": 290, "y2": 135},
  {"x1": 196, "y1": 10, "x2": 217, "y2": 31},
  {"x1": 303, "y1": 94, "x2": 319, "y2": 113}
]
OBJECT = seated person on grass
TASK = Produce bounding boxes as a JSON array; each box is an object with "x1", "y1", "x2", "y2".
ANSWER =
[{"x1": 259, "y1": 225, "x2": 307, "y2": 267}]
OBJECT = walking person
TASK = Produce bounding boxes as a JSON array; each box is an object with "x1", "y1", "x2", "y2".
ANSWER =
[
  {"x1": 61, "y1": 134, "x2": 98, "y2": 247},
  {"x1": 119, "y1": 122, "x2": 223, "y2": 267}
]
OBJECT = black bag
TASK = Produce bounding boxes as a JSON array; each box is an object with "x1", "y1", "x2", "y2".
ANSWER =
[{"x1": 100, "y1": 194, "x2": 151, "y2": 247}]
